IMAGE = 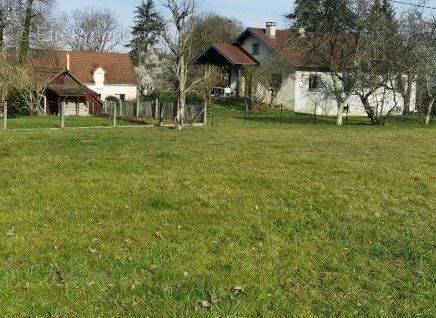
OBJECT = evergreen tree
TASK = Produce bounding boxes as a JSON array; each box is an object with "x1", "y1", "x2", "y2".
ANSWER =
[
  {"x1": 127, "y1": 0, "x2": 164, "y2": 65},
  {"x1": 369, "y1": 0, "x2": 397, "y2": 31},
  {"x1": 322, "y1": 0, "x2": 356, "y2": 33},
  {"x1": 287, "y1": 0, "x2": 355, "y2": 33},
  {"x1": 286, "y1": 0, "x2": 322, "y2": 32}
]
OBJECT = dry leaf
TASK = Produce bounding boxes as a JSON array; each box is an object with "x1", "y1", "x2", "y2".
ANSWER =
[
  {"x1": 155, "y1": 231, "x2": 163, "y2": 240},
  {"x1": 200, "y1": 300, "x2": 212, "y2": 309},
  {"x1": 52, "y1": 267, "x2": 66, "y2": 284},
  {"x1": 233, "y1": 285, "x2": 245, "y2": 294}
]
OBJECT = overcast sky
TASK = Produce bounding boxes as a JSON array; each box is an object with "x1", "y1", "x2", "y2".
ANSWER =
[{"x1": 56, "y1": 0, "x2": 436, "y2": 30}]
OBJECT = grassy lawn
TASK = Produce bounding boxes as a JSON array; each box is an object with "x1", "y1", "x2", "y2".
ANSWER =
[
  {"x1": 0, "y1": 103, "x2": 434, "y2": 317},
  {"x1": 6, "y1": 115, "x2": 134, "y2": 129}
]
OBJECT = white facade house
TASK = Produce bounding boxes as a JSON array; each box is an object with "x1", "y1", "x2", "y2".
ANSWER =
[
  {"x1": 86, "y1": 66, "x2": 138, "y2": 102},
  {"x1": 196, "y1": 22, "x2": 416, "y2": 116},
  {"x1": 36, "y1": 51, "x2": 138, "y2": 116}
]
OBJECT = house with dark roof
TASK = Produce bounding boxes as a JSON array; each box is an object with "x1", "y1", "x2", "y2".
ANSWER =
[
  {"x1": 34, "y1": 51, "x2": 138, "y2": 116},
  {"x1": 196, "y1": 22, "x2": 416, "y2": 116}
]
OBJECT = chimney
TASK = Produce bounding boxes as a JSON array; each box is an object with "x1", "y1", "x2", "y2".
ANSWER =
[
  {"x1": 66, "y1": 53, "x2": 70, "y2": 71},
  {"x1": 266, "y1": 22, "x2": 277, "y2": 38}
]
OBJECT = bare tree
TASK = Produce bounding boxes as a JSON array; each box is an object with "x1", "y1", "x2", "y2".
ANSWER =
[
  {"x1": 421, "y1": 17, "x2": 436, "y2": 125},
  {"x1": 0, "y1": 0, "x2": 13, "y2": 52},
  {"x1": 18, "y1": 0, "x2": 55, "y2": 62},
  {"x1": 61, "y1": 7, "x2": 126, "y2": 53},
  {"x1": 161, "y1": 0, "x2": 200, "y2": 130}
]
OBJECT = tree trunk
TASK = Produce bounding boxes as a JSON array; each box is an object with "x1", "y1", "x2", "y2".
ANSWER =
[
  {"x1": 425, "y1": 98, "x2": 435, "y2": 126},
  {"x1": 401, "y1": 74, "x2": 413, "y2": 116},
  {"x1": 336, "y1": 101, "x2": 345, "y2": 126},
  {"x1": 359, "y1": 95, "x2": 376, "y2": 125},
  {"x1": 176, "y1": 92, "x2": 186, "y2": 130},
  {"x1": 19, "y1": 0, "x2": 34, "y2": 63}
]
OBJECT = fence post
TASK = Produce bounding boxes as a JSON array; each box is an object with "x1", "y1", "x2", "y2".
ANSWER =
[
  {"x1": 345, "y1": 104, "x2": 349, "y2": 125},
  {"x1": 3, "y1": 101, "x2": 7, "y2": 131},
  {"x1": 136, "y1": 100, "x2": 140, "y2": 118},
  {"x1": 211, "y1": 105, "x2": 214, "y2": 126},
  {"x1": 314, "y1": 102, "x2": 317, "y2": 124},
  {"x1": 113, "y1": 102, "x2": 118, "y2": 127},
  {"x1": 61, "y1": 101, "x2": 65, "y2": 129},
  {"x1": 280, "y1": 103, "x2": 283, "y2": 124},
  {"x1": 155, "y1": 98, "x2": 159, "y2": 119},
  {"x1": 159, "y1": 99, "x2": 164, "y2": 126},
  {"x1": 203, "y1": 101, "x2": 207, "y2": 126}
]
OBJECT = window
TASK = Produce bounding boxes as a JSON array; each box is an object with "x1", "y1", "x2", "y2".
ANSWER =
[
  {"x1": 252, "y1": 43, "x2": 260, "y2": 56},
  {"x1": 309, "y1": 74, "x2": 320, "y2": 91}
]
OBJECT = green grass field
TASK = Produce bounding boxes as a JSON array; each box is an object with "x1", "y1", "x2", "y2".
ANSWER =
[
  {"x1": 5, "y1": 115, "x2": 134, "y2": 129},
  {"x1": 0, "y1": 103, "x2": 435, "y2": 317}
]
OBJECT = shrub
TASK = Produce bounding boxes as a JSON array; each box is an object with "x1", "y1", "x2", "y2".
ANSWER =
[{"x1": 144, "y1": 91, "x2": 204, "y2": 104}]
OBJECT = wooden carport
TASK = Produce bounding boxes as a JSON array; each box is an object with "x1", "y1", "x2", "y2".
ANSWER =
[
  {"x1": 194, "y1": 43, "x2": 259, "y2": 96},
  {"x1": 45, "y1": 71, "x2": 103, "y2": 116}
]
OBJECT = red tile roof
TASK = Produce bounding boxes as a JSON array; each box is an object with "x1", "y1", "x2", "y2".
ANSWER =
[
  {"x1": 241, "y1": 28, "x2": 316, "y2": 68},
  {"x1": 213, "y1": 43, "x2": 258, "y2": 65},
  {"x1": 33, "y1": 51, "x2": 138, "y2": 85}
]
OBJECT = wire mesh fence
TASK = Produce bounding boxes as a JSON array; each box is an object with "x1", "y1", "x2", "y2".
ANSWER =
[{"x1": 1, "y1": 99, "x2": 206, "y2": 131}]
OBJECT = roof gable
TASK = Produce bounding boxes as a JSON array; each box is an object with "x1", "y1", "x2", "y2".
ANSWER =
[
  {"x1": 33, "y1": 51, "x2": 138, "y2": 86},
  {"x1": 235, "y1": 28, "x2": 324, "y2": 69}
]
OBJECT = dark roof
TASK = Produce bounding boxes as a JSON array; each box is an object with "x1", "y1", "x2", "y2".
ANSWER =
[
  {"x1": 195, "y1": 43, "x2": 258, "y2": 66},
  {"x1": 46, "y1": 71, "x2": 98, "y2": 97},
  {"x1": 32, "y1": 51, "x2": 138, "y2": 85},
  {"x1": 47, "y1": 86, "x2": 93, "y2": 97},
  {"x1": 236, "y1": 28, "x2": 318, "y2": 68}
]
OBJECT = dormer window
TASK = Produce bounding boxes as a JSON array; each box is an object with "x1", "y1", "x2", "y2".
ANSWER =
[
  {"x1": 93, "y1": 67, "x2": 106, "y2": 87},
  {"x1": 252, "y1": 43, "x2": 260, "y2": 56}
]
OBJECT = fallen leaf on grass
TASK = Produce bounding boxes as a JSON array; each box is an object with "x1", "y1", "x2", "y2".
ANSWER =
[
  {"x1": 6, "y1": 227, "x2": 14, "y2": 237},
  {"x1": 232, "y1": 286, "x2": 245, "y2": 294},
  {"x1": 52, "y1": 267, "x2": 66, "y2": 284},
  {"x1": 200, "y1": 300, "x2": 212, "y2": 309},
  {"x1": 155, "y1": 231, "x2": 163, "y2": 240},
  {"x1": 88, "y1": 246, "x2": 97, "y2": 254}
]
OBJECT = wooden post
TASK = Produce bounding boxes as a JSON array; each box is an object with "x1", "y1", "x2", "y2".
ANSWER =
[
  {"x1": 211, "y1": 105, "x2": 214, "y2": 126},
  {"x1": 314, "y1": 102, "x2": 317, "y2": 124},
  {"x1": 75, "y1": 97, "x2": 79, "y2": 116},
  {"x1": 113, "y1": 101, "x2": 117, "y2": 127},
  {"x1": 136, "y1": 100, "x2": 140, "y2": 118},
  {"x1": 159, "y1": 99, "x2": 164, "y2": 126},
  {"x1": 155, "y1": 98, "x2": 159, "y2": 119},
  {"x1": 60, "y1": 101, "x2": 65, "y2": 129},
  {"x1": 280, "y1": 103, "x2": 283, "y2": 124},
  {"x1": 203, "y1": 101, "x2": 207, "y2": 126},
  {"x1": 3, "y1": 101, "x2": 7, "y2": 131}
]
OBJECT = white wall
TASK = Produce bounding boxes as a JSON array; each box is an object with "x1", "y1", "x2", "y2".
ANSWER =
[
  {"x1": 275, "y1": 74, "x2": 296, "y2": 110},
  {"x1": 86, "y1": 84, "x2": 138, "y2": 102},
  {"x1": 293, "y1": 71, "x2": 413, "y2": 116}
]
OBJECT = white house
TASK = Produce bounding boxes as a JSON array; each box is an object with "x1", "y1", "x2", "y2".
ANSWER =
[
  {"x1": 196, "y1": 22, "x2": 416, "y2": 116},
  {"x1": 35, "y1": 51, "x2": 138, "y2": 116}
]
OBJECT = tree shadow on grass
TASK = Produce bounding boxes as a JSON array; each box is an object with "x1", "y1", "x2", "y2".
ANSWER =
[{"x1": 240, "y1": 112, "x2": 373, "y2": 126}]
